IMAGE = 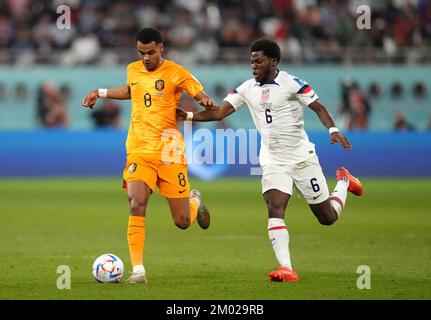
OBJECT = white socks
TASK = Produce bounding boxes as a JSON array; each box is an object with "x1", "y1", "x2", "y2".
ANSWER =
[
  {"x1": 329, "y1": 178, "x2": 349, "y2": 217},
  {"x1": 268, "y1": 218, "x2": 292, "y2": 269},
  {"x1": 133, "y1": 264, "x2": 146, "y2": 274},
  {"x1": 267, "y1": 179, "x2": 349, "y2": 270}
]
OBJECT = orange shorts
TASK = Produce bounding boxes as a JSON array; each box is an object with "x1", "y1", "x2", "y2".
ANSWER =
[{"x1": 122, "y1": 154, "x2": 190, "y2": 198}]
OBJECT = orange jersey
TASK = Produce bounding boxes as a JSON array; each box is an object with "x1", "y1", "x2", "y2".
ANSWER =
[{"x1": 126, "y1": 59, "x2": 204, "y2": 161}]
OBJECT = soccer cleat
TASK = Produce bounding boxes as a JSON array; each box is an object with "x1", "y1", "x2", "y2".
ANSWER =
[
  {"x1": 124, "y1": 272, "x2": 148, "y2": 284},
  {"x1": 336, "y1": 167, "x2": 364, "y2": 196},
  {"x1": 190, "y1": 189, "x2": 210, "y2": 229},
  {"x1": 268, "y1": 267, "x2": 299, "y2": 282}
]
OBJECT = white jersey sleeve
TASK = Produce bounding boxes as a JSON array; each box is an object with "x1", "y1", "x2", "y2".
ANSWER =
[
  {"x1": 223, "y1": 81, "x2": 251, "y2": 111},
  {"x1": 289, "y1": 76, "x2": 319, "y2": 106}
]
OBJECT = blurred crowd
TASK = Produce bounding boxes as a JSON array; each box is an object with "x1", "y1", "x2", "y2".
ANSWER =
[
  {"x1": 0, "y1": 78, "x2": 429, "y2": 130},
  {"x1": 30, "y1": 78, "x2": 430, "y2": 130},
  {"x1": 35, "y1": 81, "x2": 120, "y2": 129},
  {"x1": 338, "y1": 78, "x2": 429, "y2": 131},
  {"x1": 37, "y1": 81, "x2": 69, "y2": 127},
  {"x1": 339, "y1": 78, "x2": 372, "y2": 130},
  {"x1": 0, "y1": 0, "x2": 431, "y2": 65}
]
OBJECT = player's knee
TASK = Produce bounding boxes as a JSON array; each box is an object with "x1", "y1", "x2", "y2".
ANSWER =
[
  {"x1": 267, "y1": 202, "x2": 285, "y2": 217},
  {"x1": 129, "y1": 197, "x2": 147, "y2": 216},
  {"x1": 174, "y1": 216, "x2": 190, "y2": 229}
]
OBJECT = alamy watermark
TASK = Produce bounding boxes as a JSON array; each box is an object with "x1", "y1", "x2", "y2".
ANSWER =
[
  {"x1": 356, "y1": 5, "x2": 371, "y2": 30},
  {"x1": 160, "y1": 122, "x2": 263, "y2": 175},
  {"x1": 356, "y1": 265, "x2": 371, "y2": 289},
  {"x1": 56, "y1": 5, "x2": 71, "y2": 30},
  {"x1": 56, "y1": 265, "x2": 71, "y2": 289}
]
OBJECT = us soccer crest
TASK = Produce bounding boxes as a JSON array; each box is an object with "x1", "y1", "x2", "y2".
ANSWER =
[
  {"x1": 261, "y1": 88, "x2": 270, "y2": 101},
  {"x1": 155, "y1": 79, "x2": 164, "y2": 91}
]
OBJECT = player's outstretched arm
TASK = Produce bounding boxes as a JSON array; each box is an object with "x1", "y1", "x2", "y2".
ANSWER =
[
  {"x1": 82, "y1": 85, "x2": 131, "y2": 109},
  {"x1": 176, "y1": 101, "x2": 236, "y2": 122},
  {"x1": 308, "y1": 100, "x2": 352, "y2": 151}
]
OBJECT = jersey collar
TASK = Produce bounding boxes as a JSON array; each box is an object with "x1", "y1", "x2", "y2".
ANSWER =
[
  {"x1": 256, "y1": 69, "x2": 281, "y2": 87},
  {"x1": 142, "y1": 58, "x2": 166, "y2": 73}
]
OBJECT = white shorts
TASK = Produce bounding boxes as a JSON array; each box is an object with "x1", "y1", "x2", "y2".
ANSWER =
[{"x1": 261, "y1": 155, "x2": 329, "y2": 204}]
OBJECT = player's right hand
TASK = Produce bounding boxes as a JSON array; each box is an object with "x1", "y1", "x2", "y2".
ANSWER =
[
  {"x1": 82, "y1": 89, "x2": 98, "y2": 109},
  {"x1": 176, "y1": 107, "x2": 187, "y2": 120},
  {"x1": 198, "y1": 97, "x2": 216, "y2": 107}
]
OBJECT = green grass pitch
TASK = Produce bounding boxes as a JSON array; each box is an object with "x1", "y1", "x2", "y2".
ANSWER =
[{"x1": 0, "y1": 178, "x2": 430, "y2": 300}]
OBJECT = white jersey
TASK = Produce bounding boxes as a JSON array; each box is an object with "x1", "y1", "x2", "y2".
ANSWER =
[{"x1": 224, "y1": 71, "x2": 319, "y2": 165}]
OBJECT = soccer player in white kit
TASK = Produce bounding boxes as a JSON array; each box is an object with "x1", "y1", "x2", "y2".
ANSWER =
[{"x1": 177, "y1": 39, "x2": 364, "y2": 282}]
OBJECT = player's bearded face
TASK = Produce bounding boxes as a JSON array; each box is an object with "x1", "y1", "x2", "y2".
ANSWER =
[
  {"x1": 137, "y1": 41, "x2": 164, "y2": 71},
  {"x1": 250, "y1": 51, "x2": 272, "y2": 83}
]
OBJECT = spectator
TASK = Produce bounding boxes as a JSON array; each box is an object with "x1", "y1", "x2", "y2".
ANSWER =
[
  {"x1": 412, "y1": 81, "x2": 427, "y2": 99},
  {"x1": 348, "y1": 82, "x2": 371, "y2": 130},
  {"x1": 339, "y1": 78, "x2": 354, "y2": 129},
  {"x1": 14, "y1": 83, "x2": 27, "y2": 101},
  {"x1": 339, "y1": 79, "x2": 371, "y2": 130},
  {"x1": 36, "y1": 81, "x2": 68, "y2": 128},
  {"x1": 90, "y1": 100, "x2": 121, "y2": 128},
  {"x1": 394, "y1": 111, "x2": 415, "y2": 132},
  {"x1": 61, "y1": 31, "x2": 101, "y2": 65}
]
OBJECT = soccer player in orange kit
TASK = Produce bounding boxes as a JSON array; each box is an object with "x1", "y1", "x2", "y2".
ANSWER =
[{"x1": 82, "y1": 28, "x2": 213, "y2": 284}]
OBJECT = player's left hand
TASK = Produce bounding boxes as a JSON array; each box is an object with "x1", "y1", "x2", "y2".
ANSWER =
[
  {"x1": 198, "y1": 97, "x2": 216, "y2": 107},
  {"x1": 330, "y1": 132, "x2": 352, "y2": 151}
]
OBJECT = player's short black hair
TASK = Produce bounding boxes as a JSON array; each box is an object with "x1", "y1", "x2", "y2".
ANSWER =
[
  {"x1": 136, "y1": 28, "x2": 162, "y2": 44},
  {"x1": 250, "y1": 39, "x2": 281, "y2": 63}
]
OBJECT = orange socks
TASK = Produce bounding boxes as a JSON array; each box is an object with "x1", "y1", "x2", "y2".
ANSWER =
[
  {"x1": 189, "y1": 197, "x2": 199, "y2": 224},
  {"x1": 127, "y1": 215, "x2": 145, "y2": 267},
  {"x1": 128, "y1": 199, "x2": 198, "y2": 267}
]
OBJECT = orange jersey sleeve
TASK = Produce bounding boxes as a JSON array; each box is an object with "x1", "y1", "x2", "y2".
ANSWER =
[
  {"x1": 125, "y1": 60, "x2": 204, "y2": 162},
  {"x1": 171, "y1": 65, "x2": 204, "y2": 98}
]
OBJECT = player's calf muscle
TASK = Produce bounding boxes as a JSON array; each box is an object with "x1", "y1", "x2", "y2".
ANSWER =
[
  {"x1": 267, "y1": 204, "x2": 286, "y2": 219},
  {"x1": 317, "y1": 214, "x2": 337, "y2": 226},
  {"x1": 311, "y1": 205, "x2": 337, "y2": 225}
]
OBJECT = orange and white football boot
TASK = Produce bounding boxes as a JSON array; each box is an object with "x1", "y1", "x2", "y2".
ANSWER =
[
  {"x1": 336, "y1": 167, "x2": 364, "y2": 196},
  {"x1": 268, "y1": 267, "x2": 299, "y2": 282}
]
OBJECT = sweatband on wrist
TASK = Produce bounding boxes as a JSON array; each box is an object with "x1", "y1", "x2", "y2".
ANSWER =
[
  {"x1": 329, "y1": 127, "x2": 339, "y2": 134},
  {"x1": 98, "y1": 88, "x2": 108, "y2": 98}
]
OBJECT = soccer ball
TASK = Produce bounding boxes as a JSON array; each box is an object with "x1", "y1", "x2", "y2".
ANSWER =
[{"x1": 92, "y1": 253, "x2": 124, "y2": 283}]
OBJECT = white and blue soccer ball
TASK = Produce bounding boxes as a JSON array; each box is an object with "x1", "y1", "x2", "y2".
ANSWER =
[{"x1": 92, "y1": 253, "x2": 124, "y2": 283}]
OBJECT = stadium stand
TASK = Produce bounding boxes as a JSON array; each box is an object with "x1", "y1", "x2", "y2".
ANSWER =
[
  {"x1": 1, "y1": 0, "x2": 430, "y2": 65},
  {"x1": 0, "y1": 0, "x2": 430, "y2": 131}
]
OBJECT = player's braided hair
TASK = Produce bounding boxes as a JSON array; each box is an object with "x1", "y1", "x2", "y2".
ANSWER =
[
  {"x1": 250, "y1": 39, "x2": 281, "y2": 63},
  {"x1": 136, "y1": 28, "x2": 162, "y2": 44}
]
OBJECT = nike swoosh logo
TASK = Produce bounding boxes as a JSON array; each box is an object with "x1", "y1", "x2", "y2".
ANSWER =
[
  {"x1": 179, "y1": 189, "x2": 187, "y2": 194},
  {"x1": 128, "y1": 232, "x2": 139, "y2": 236},
  {"x1": 131, "y1": 82, "x2": 138, "y2": 86},
  {"x1": 310, "y1": 93, "x2": 316, "y2": 98},
  {"x1": 312, "y1": 194, "x2": 322, "y2": 200}
]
